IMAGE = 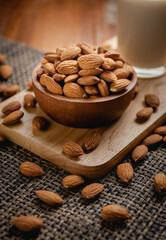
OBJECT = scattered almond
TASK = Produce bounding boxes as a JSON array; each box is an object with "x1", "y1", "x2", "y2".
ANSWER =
[
  {"x1": 84, "y1": 131, "x2": 101, "y2": 151},
  {"x1": 63, "y1": 83, "x2": 87, "y2": 99},
  {"x1": 0, "y1": 54, "x2": 5, "y2": 63},
  {"x1": 3, "y1": 85, "x2": 19, "y2": 97},
  {"x1": 117, "y1": 163, "x2": 133, "y2": 183},
  {"x1": 11, "y1": 216, "x2": 43, "y2": 231},
  {"x1": 36, "y1": 190, "x2": 63, "y2": 205},
  {"x1": 24, "y1": 94, "x2": 36, "y2": 107},
  {"x1": 98, "y1": 79, "x2": 109, "y2": 97},
  {"x1": 0, "y1": 64, "x2": 12, "y2": 79},
  {"x1": 110, "y1": 79, "x2": 130, "y2": 92},
  {"x1": 77, "y1": 76, "x2": 100, "y2": 86},
  {"x1": 77, "y1": 54, "x2": 104, "y2": 69},
  {"x1": 19, "y1": 162, "x2": 44, "y2": 177},
  {"x1": 32, "y1": 116, "x2": 49, "y2": 130},
  {"x1": 132, "y1": 145, "x2": 148, "y2": 162},
  {"x1": 154, "y1": 126, "x2": 166, "y2": 135},
  {"x1": 63, "y1": 141, "x2": 83, "y2": 158},
  {"x1": 145, "y1": 94, "x2": 160, "y2": 109},
  {"x1": 1, "y1": 101, "x2": 21, "y2": 115},
  {"x1": 102, "y1": 204, "x2": 130, "y2": 222},
  {"x1": 62, "y1": 175, "x2": 84, "y2": 188},
  {"x1": 136, "y1": 107, "x2": 153, "y2": 122},
  {"x1": 143, "y1": 134, "x2": 163, "y2": 146},
  {"x1": 154, "y1": 173, "x2": 166, "y2": 194},
  {"x1": 81, "y1": 183, "x2": 104, "y2": 199},
  {"x1": 2, "y1": 110, "x2": 24, "y2": 125}
]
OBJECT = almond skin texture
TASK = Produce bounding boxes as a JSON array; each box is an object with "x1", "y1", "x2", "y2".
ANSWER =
[
  {"x1": 136, "y1": 107, "x2": 153, "y2": 122},
  {"x1": 132, "y1": 145, "x2": 148, "y2": 162},
  {"x1": 112, "y1": 68, "x2": 129, "y2": 79},
  {"x1": 62, "y1": 175, "x2": 84, "y2": 188},
  {"x1": 143, "y1": 134, "x2": 163, "y2": 146},
  {"x1": 154, "y1": 126, "x2": 166, "y2": 135},
  {"x1": 45, "y1": 76, "x2": 62, "y2": 95},
  {"x1": 53, "y1": 73, "x2": 66, "y2": 81},
  {"x1": 2, "y1": 110, "x2": 24, "y2": 125},
  {"x1": 40, "y1": 74, "x2": 49, "y2": 87},
  {"x1": 101, "y1": 58, "x2": 116, "y2": 70},
  {"x1": 24, "y1": 94, "x2": 36, "y2": 107},
  {"x1": 100, "y1": 71, "x2": 117, "y2": 82},
  {"x1": 105, "y1": 50, "x2": 120, "y2": 60},
  {"x1": 61, "y1": 46, "x2": 81, "y2": 61},
  {"x1": 77, "y1": 54, "x2": 104, "y2": 69},
  {"x1": 64, "y1": 74, "x2": 79, "y2": 83},
  {"x1": 84, "y1": 86, "x2": 99, "y2": 95},
  {"x1": 102, "y1": 205, "x2": 130, "y2": 222},
  {"x1": 36, "y1": 190, "x2": 63, "y2": 205},
  {"x1": 77, "y1": 42, "x2": 96, "y2": 55},
  {"x1": 117, "y1": 163, "x2": 134, "y2": 183},
  {"x1": 0, "y1": 64, "x2": 12, "y2": 79},
  {"x1": 32, "y1": 116, "x2": 49, "y2": 130},
  {"x1": 19, "y1": 162, "x2": 44, "y2": 177},
  {"x1": 98, "y1": 79, "x2": 109, "y2": 97},
  {"x1": 63, "y1": 83, "x2": 87, "y2": 99},
  {"x1": 63, "y1": 141, "x2": 83, "y2": 158},
  {"x1": 56, "y1": 47, "x2": 66, "y2": 58},
  {"x1": 11, "y1": 216, "x2": 43, "y2": 231},
  {"x1": 110, "y1": 79, "x2": 130, "y2": 93},
  {"x1": 57, "y1": 60, "x2": 79, "y2": 74},
  {"x1": 3, "y1": 85, "x2": 19, "y2": 97},
  {"x1": 77, "y1": 76, "x2": 100, "y2": 86},
  {"x1": 82, "y1": 183, "x2": 104, "y2": 199},
  {"x1": 154, "y1": 173, "x2": 166, "y2": 194},
  {"x1": 145, "y1": 94, "x2": 160, "y2": 109},
  {"x1": 84, "y1": 131, "x2": 102, "y2": 151},
  {"x1": 78, "y1": 68, "x2": 103, "y2": 77},
  {"x1": 1, "y1": 101, "x2": 21, "y2": 115}
]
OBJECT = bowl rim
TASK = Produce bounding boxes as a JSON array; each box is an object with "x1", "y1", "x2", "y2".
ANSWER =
[{"x1": 32, "y1": 63, "x2": 137, "y2": 104}]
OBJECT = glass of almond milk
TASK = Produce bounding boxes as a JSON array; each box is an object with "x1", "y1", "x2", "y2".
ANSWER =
[{"x1": 118, "y1": 0, "x2": 166, "y2": 78}]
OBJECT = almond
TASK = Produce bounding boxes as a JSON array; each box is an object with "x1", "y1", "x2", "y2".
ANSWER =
[
  {"x1": 61, "y1": 46, "x2": 81, "y2": 61},
  {"x1": 78, "y1": 68, "x2": 103, "y2": 76},
  {"x1": 101, "y1": 58, "x2": 116, "y2": 70},
  {"x1": 56, "y1": 47, "x2": 66, "y2": 58},
  {"x1": 62, "y1": 175, "x2": 84, "y2": 188},
  {"x1": 145, "y1": 94, "x2": 160, "y2": 109},
  {"x1": 0, "y1": 135, "x2": 5, "y2": 143},
  {"x1": 81, "y1": 183, "x2": 104, "y2": 199},
  {"x1": 117, "y1": 163, "x2": 133, "y2": 183},
  {"x1": 64, "y1": 74, "x2": 79, "y2": 83},
  {"x1": 115, "y1": 60, "x2": 124, "y2": 68},
  {"x1": 143, "y1": 134, "x2": 163, "y2": 146},
  {"x1": 0, "y1": 54, "x2": 5, "y2": 63},
  {"x1": 43, "y1": 62, "x2": 56, "y2": 76},
  {"x1": 57, "y1": 60, "x2": 79, "y2": 74},
  {"x1": 77, "y1": 54, "x2": 104, "y2": 69},
  {"x1": 77, "y1": 42, "x2": 96, "y2": 54},
  {"x1": 100, "y1": 71, "x2": 117, "y2": 82},
  {"x1": 123, "y1": 64, "x2": 134, "y2": 77},
  {"x1": 3, "y1": 85, "x2": 19, "y2": 97},
  {"x1": 136, "y1": 107, "x2": 153, "y2": 122},
  {"x1": 44, "y1": 53, "x2": 60, "y2": 63},
  {"x1": 19, "y1": 162, "x2": 44, "y2": 177},
  {"x1": 0, "y1": 64, "x2": 12, "y2": 79},
  {"x1": 40, "y1": 74, "x2": 47, "y2": 87},
  {"x1": 105, "y1": 50, "x2": 120, "y2": 60},
  {"x1": 0, "y1": 84, "x2": 7, "y2": 94},
  {"x1": 2, "y1": 110, "x2": 24, "y2": 125},
  {"x1": 11, "y1": 216, "x2": 43, "y2": 231},
  {"x1": 41, "y1": 58, "x2": 48, "y2": 66},
  {"x1": 102, "y1": 205, "x2": 130, "y2": 222},
  {"x1": 63, "y1": 141, "x2": 83, "y2": 158},
  {"x1": 1, "y1": 101, "x2": 21, "y2": 115},
  {"x1": 77, "y1": 76, "x2": 100, "y2": 86},
  {"x1": 154, "y1": 126, "x2": 166, "y2": 135},
  {"x1": 84, "y1": 86, "x2": 99, "y2": 95},
  {"x1": 36, "y1": 190, "x2": 63, "y2": 205},
  {"x1": 63, "y1": 83, "x2": 87, "y2": 99},
  {"x1": 53, "y1": 73, "x2": 66, "y2": 81},
  {"x1": 24, "y1": 94, "x2": 36, "y2": 107},
  {"x1": 32, "y1": 116, "x2": 49, "y2": 130},
  {"x1": 84, "y1": 131, "x2": 101, "y2": 151},
  {"x1": 54, "y1": 60, "x2": 61, "y2": 69},
  {"x1": 45, "y1": 76, "x2": 62, "y2": 95},
  {"x1": 36, "y1": 67, "x2": 44, "y2": 77},
  {"x1": 132, "y1": 145, "x2": 148, "y2": 162},
  {"x1": 154, "y1": 173, "x2": 166, "y2": 194},
  {"x1": 98, "y1": 79, "x2": 109, "y2": 97},
  {"x1": 110, "y1": 79, "x2": 130, "y2": 93},
  {"x1": 112, "y1": 68, "x2": 129, "y2": 79},
  {"x1": 26, "y1": 80, "x2": 33, "y2": 90}
]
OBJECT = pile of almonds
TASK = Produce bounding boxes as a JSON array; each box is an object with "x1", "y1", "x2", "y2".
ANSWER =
[{"x1": 36, "y1": 42, "x2": 135, "y2": 99}]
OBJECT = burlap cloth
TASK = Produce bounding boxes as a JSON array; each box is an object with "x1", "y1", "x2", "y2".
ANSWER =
[{"x1": 0, "y1": 36, "x2": 165, "y2": 240}]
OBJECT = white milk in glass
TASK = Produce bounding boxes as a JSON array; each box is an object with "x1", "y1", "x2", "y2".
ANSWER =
[{"x1": 118, "y1": 0, "x2": 166, "y2": 78}]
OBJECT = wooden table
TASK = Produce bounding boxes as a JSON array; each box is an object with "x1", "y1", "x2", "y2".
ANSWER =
[{"x1": 0, "y1": 0, "x2": 116, "y2": 51}]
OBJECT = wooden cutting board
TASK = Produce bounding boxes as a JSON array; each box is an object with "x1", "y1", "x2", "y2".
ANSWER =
[{"x1": 0, "y1": 39, "x2": 166, "y2": 178}]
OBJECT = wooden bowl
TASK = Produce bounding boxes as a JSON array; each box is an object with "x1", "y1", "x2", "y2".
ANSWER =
[{"x1": 32, "y1": 64, "x2": 137, "y2": 127}]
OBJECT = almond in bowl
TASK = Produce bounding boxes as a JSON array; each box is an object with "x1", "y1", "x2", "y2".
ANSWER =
[{"x1": 32, "y1": 42, "x2": 137, "y2": 127}]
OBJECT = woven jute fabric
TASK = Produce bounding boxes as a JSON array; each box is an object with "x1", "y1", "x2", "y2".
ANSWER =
[{"x1": 0, "y1": 36, "x2": 166, "y2": 240}]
